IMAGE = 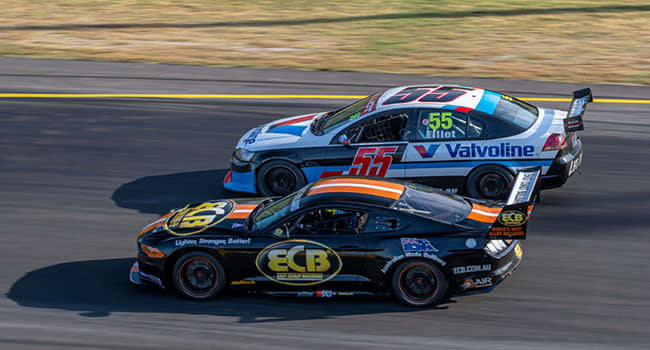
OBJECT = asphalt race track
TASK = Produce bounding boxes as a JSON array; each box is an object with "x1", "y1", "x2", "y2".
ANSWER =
[{"x1": 1, "y1": 57, "x2": 649, "y2": 349}]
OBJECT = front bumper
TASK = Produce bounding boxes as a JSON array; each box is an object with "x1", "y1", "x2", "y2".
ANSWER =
[
  {"x1": 223, "y1": 169, "x2": 257, "y2": 194},
  {"x1": 454, "y1": 241, "x2": 523, "y2": 296},
  {"x1": 541, "y1": 139, "x2": 583, "y2": 190},
  {"x1": 129, "y1": 261, "x2": 165, "y2": 289}
]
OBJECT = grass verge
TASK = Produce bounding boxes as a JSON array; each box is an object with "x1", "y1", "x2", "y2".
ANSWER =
[{"x1": 1, "y1": 1, "x2": 649, "y2": 84}]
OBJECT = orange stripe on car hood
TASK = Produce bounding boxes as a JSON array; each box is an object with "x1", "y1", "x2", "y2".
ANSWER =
[{"x1": 225, "y1": 204, "x2": 257, "y2": 219}]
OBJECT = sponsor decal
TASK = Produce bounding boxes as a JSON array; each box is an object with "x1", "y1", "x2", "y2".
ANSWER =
[
  {"x1": 174, "y1": 237, "x2": 251, "y2": 247},
  {"x1": 361, "y1": 93, "x2": 381, "y2": 116},
  {"x1": 424, "y1": 112, "x2": 457, "y2": 139},
  {"x1": 255, "y1": 240, "x2": 342, "y2": 286},
  {"x1": 383, "y1": 86, "x2": 472, "y2": 105},
  {"x1": 380, "y1": 252, "x2": 446, "y2": 274},
  {"x1": 232, "y1": 222, "x2": 244, "y2": 229},
  {"x1": 569, "y1": 153, "x2": 582, "y2": 176},
  {"x1": 453, "y1": 264, "x2": 492, "y2": 275},
  {"x1": 498, "y1": 210, "x2": 527, "y2": 226},
  {"x1": 319, "y1": 146, "x2": 397, "y2": 179},
  {"x1": 445, "y1": 143, "x2": 534, "y2": 158},
  {"x1": 401, "y1": 238, "x2": 438, "y2": 252},
  {"x1": 349, "y1": 146, "x2": 397, "y2": 177},
  {"x1": 461, "y1": 277, "x2": 493, "y2": 291},
  {"x1": 489, "y1": 226, "x2": 525, "y2": 238},
  {"x1": 414, "y1": 144, "x2": 440, "y2": 158},
  {"x1": 230, "y1": 280, "x2": 256, "y2": 286},
  {"x1": 489, "y1": 203, "x2": 529, "y2": 239},
  {"x1": 243, "y1": 126, "x2": 263, "y2": 145},
  {"x1": 442, "y1": 188, "x2": 458, "y2": 194},
  {"x1": 165, "y1": 200, "x2": 235, "y2": 235}
]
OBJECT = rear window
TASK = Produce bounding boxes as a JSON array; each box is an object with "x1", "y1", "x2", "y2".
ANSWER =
[
  {"x1": 492, "y1": 96, "x2": 538, "y2": 130},
  {"x1": 391, "y1": 183, "x2": 471, "y2": 223}
]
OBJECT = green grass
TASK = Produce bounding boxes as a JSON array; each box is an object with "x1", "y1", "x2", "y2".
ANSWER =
[{"x1": 1, "y1": 1, "x2": 649, "y2": 84}]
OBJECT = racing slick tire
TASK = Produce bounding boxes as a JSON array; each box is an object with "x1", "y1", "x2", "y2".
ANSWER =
[
  {"x1": 391, "y1": 260, "x2": 448, "y2": 307},
  {"x1": 256, "y1": 160, "x2": 306, "y2": 196},
  {"x1": 466, "y1": 165, "x2": 514, "y2": 200},
  {"x1": 172, "y1": 251, "x2": 226, "y2": 300}
]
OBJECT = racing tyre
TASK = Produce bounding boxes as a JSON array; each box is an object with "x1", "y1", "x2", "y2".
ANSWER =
[
  {"x1": 391, "y1": 260, "x2": 447, "y2": 307},
  {"x1": 172, "y1": 252, "x2": 226, "y2": 300},
  {"x1": 466, "y1": 165, "x2": 514, "y2": 200},
  {"x1": 257, "y1": 160, "x2": 306, "y2": 196}
]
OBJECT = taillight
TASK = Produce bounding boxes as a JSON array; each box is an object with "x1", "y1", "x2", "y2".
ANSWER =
[{"x1": 542, "y1": 133, "x2": 567, "y2": 151}]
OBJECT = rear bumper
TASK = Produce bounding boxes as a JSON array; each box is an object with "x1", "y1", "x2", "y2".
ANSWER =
[
  {"x1": 454, "y1": 241, "x2": 523, "y2": 296},
  {"x1": 541, "y1": 138, "x2": 583, "y2": 190}
]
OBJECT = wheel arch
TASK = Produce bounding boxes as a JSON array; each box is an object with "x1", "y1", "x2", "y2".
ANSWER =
[
  {"x1": 464, "y1": 163, "x2": 516, "y2": 197},
  {"x1": 163, "y1": 247, "x2": 227, "y2": 288},
  {"x1": 382, "y1": 256, "x2": 451, "y2": 291},
  {"x1": 254, "y1": 157, "x2": 308, "y2": 195}
]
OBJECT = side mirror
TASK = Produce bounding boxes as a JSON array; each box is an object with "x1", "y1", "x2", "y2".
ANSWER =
[
  {"x1": 338, "y1": 134, "x2": 352, "y2": 148},
  {"x1": 231, "y1": 223, "x2": 251, "y2": 236}
]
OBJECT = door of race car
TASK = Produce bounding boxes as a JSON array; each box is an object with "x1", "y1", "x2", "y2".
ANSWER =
[
  {"x1": 402, "y1": 108, "x2": 486, "y2": 192},
  {"x1": 324, "y1": 109, "x2": 414, "y2": 180},
  {"x1": 251, "y1": 206, "x2": 368, "y2": 289}
]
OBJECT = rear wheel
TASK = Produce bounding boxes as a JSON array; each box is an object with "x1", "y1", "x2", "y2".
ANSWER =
[
  {"x1": 257, "y1": 160, "x2": 306, "y2": 196},
  {"x1": 466, "y1": 165, "x2": 514, "y2": 200},
  {"x1": 172, "y1": 251, "x2": 225, "y2": 300},
  {"x1": 391, "y1": 260, "x2": 447, "y2": 307}
]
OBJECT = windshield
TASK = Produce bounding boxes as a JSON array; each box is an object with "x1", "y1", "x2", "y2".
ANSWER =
[
  {"x1": 493, "y1": 95, "x2": 539, "y2": 129},
  {"x1": 251, "y1": 193, "x2": 297, "y2": 232},
  {"x1": 315, "y1": 92, "x2": 382, "y2": 135},
  {"x1": 391, "y1": 183, "x2": 472, "y2": 223}
]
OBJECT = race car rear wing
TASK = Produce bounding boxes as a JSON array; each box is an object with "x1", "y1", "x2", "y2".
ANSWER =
[
  {"x1": 487, "y1": 168, "x2": 541, "y2": 240},
  {"x1": 563, "y1": 88, "x2": 593, "y2": 133}
]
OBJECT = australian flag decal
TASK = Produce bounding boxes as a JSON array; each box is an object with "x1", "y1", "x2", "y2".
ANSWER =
[{"x1": 401, "y1": 238, "x2": 438, "y2": 252}]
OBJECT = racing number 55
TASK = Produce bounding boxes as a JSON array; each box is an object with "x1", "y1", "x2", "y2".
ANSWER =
[{"x1": 349, "y1": 147, "x2": 397, "y2": 177}]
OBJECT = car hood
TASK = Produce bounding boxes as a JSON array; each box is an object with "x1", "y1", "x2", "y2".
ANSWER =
[
  {"x1": 139, "y1": 198, "x2": 266, "y2": 237},
  {"x1": 236, "y1": 112, "x2": 327, "y2": 151}
]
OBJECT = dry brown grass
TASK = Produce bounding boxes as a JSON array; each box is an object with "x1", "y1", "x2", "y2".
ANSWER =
[{"x1": 1, "y1": 1, "x2": 649, "y2": 84}]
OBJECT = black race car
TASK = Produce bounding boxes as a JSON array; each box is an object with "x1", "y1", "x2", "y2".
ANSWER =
[{"x1": 131, "y1": 169, "x2": 539, "y2": 307}]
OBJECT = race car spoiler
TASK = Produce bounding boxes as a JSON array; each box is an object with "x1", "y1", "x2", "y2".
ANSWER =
[
  {"x1": 564, "y1": 88, "x2": 593, "y2": 133},
  {"x1": 488, "y1": 168, "x2": 541, "y2": 240}
]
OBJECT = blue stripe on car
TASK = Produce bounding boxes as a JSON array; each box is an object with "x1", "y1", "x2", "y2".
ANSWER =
[
  {"x1": 404, "y1": 159, "x2": 553, "y2": 169},
  {"x1": 266, "y1": 125, "x2": 306, "y2": 136},
  {"x1": 300, "y1": 159, "x2": 553, "y2": 183},
  {"x1": 475, "y1": 91, "x2": 502, "y2": 115}
]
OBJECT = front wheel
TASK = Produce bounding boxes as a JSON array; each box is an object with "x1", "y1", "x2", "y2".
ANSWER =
[
  {"x1": 172, "y1": 252, "x2": 226, "y2": 300},
  {"x1": 256, "y1": 160, "x2": 306, "y2": 196},
  {"x1": 391, "y1": 260, "x2": 447, "y2": 307}
]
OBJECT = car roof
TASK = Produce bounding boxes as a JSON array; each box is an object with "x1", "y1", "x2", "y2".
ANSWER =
[
  {"x1": 300, "y1": 176, "x2": 406, "y2": 209},
  {"x1": 364, "y1": 84, "x2": 505, "y2": 117}
]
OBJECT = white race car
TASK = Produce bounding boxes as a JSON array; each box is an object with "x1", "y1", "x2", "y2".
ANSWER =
[{"x1": 224, "y1": 85, "x2": 590, "y2": 199}]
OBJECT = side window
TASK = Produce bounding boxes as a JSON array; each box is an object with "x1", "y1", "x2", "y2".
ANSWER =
[
  {"x1": 273, "y1": 208, "x2": 368, "y2": 237},
  {"x1": 414, "y1": 109, "x2": 468, "y2": 141},
  {"x1": 471, "y1": 110, "x2": 523, "y2": 139},
  {"x1": 347, "y1": 113, "x2": 408, "y2": 144}
]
